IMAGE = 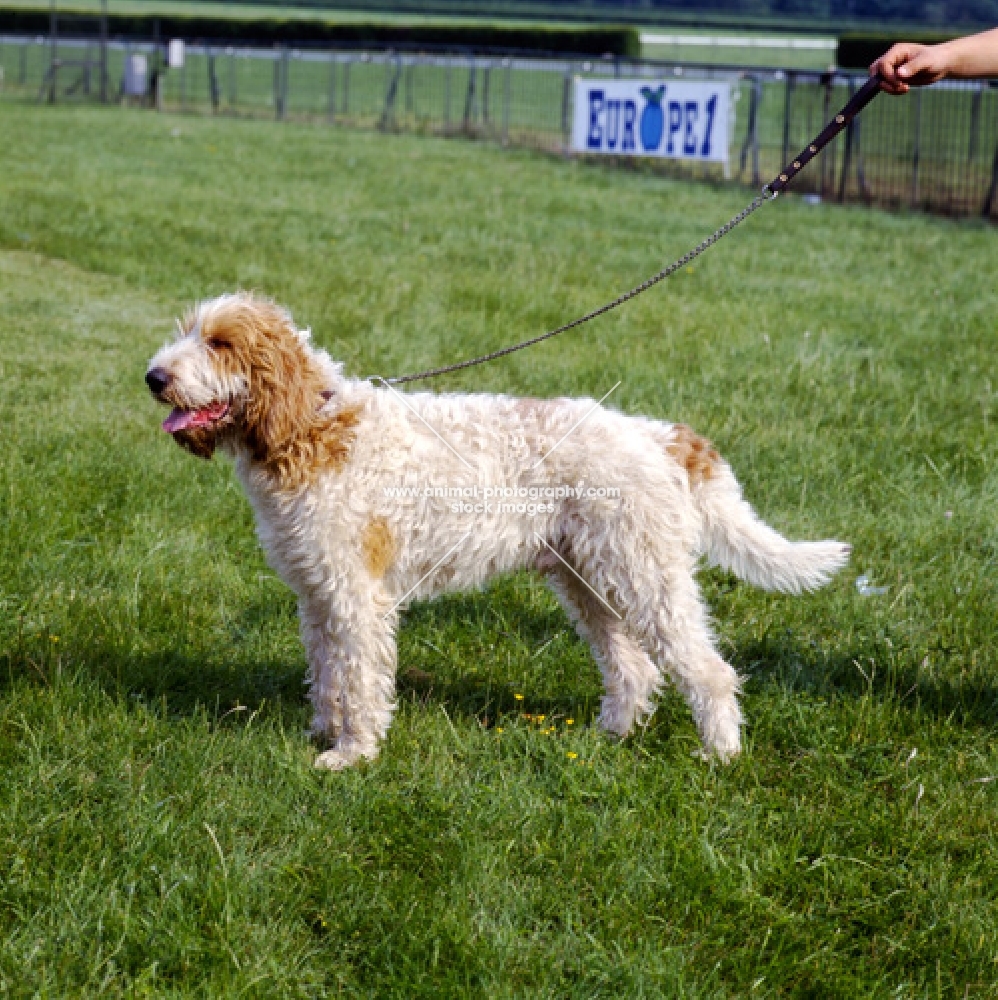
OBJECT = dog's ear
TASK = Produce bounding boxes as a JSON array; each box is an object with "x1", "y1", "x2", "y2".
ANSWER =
[{"x1": 241, "y1": 305, "x2": 327, "y2": 468}]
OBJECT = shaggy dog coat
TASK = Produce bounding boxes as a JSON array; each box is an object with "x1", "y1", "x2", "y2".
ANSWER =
[{"x1": 146, "y1": 293, "x2": 850, "y2": 769}]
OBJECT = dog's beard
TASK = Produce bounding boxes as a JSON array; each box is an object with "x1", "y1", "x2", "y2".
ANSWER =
[
  {"x1": 166, "y1": 404, "x2": 238, "y2": 460},
  {"x1": 172, "y1": 425, "x2": 220, "y2": 459}
]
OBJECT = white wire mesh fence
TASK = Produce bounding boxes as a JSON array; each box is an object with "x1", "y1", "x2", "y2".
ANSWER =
[{"x1": 1, "y1": 33, "x2": 996, "y2": 218}]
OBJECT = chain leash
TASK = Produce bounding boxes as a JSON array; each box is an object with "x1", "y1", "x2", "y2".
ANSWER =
[{"x1": 375, "y1": 75, "x2": 882, "y2": 386}]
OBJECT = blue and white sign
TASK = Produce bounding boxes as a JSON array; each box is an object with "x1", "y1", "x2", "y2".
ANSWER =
[{"x1": 572, "y1": 78, "x2": 731, "y2": 164}]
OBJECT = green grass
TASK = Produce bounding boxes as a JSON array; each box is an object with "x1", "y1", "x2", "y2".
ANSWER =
[
  {"x1": 641, "y1": 38, "x2": 834, "y2": 70},
  {"x1": 1, "y1": 102, "x2": 998, "y2": 997}
]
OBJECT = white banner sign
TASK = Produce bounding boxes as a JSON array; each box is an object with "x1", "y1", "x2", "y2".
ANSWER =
[
  {"x1": 124, "y1": 54, "x2": 148, "y2": 96},
  {"x1": 168, "y1": 39, "x2": 186, "y2": 69},
  {"x1": 572, "y1": 78, "x2": 730, "y2": 164}
]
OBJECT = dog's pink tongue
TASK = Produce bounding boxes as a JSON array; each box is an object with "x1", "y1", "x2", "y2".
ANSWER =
[{"x1": 163, "y1": 407, "x2": 196, "y2": 433}]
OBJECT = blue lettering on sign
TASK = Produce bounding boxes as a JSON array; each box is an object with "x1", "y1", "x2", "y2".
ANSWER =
[
  {"x1": 587, "y1": 90, "x2": 604, "y2": 150},
  {"x1": 606, "y1": 99, "x2": 621, "y2": 150},
  {"x1": 684, "y1": 101, "x2": 698, "y2": 156},
  {"x1": 701, "y1": 94, "x2": 717, "y2": 158},
  {"x1": 622, "y1": 100, "x2": 636, "y2": 151},
  {"x1": 583, "y1": 85, "x2": 721, "y2": 159},
  {"x1": 667, "y1": 101, "x2": 682, "y2": 154}
]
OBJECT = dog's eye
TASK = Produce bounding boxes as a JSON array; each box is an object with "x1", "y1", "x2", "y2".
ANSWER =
[{"x1": 206, "y1": 337, "x2": 230, "y2": 351}]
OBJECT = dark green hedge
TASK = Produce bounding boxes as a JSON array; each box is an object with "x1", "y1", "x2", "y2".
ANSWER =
[
  {"x1": 0, "y1": 9, "x2": 640, "y2": 56},
  {"x1": 837, "y1": 31, "x2": 957, "y2": 70}
]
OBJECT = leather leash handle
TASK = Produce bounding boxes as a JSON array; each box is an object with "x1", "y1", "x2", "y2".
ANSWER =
[{"x1": 766, "y1": 74, "x2": 882, "y2": 197}]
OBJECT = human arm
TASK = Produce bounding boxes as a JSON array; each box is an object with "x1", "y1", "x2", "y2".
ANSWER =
[{"x1": 870, "y1": 27, "x2": 998, "y2": 94}]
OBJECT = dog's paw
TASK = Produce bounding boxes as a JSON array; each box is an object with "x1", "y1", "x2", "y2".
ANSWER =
[
  {"x1": 692, "y1": 739, "x2": 742, "y2": 764},
  {"x1": 697, "y1": 706, "x2": 742, "y2": 763},
  {"x1": 314, "y1": 750, "x2": 352, "y2": 771},
  {"x1": 314, "y1": 744, "x2": 377, "y2": 771}
]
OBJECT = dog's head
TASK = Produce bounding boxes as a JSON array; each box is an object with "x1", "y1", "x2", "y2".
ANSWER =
[{"x1": 146, "y1": 292, "x2": 356, "y2": 486}]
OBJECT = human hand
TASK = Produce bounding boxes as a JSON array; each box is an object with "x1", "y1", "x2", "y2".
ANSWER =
[{"x1": 870, "y1": 42, "x2": 951, "y2": 94}]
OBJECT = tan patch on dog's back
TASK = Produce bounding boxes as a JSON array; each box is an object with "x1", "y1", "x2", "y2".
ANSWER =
[
  {"x1": 666, "y1": 424, "x2": 720, "y2": 486},
  {"x1": 361, "y1": 517, "x2": 396, "y2": 578}
]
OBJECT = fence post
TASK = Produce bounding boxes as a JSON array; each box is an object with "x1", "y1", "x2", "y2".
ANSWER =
[
  {"x1": 501, "y1": 57, "x2": 511, "y2": 146},
  {"x1": 341, "y1": 56, "x2": 350, "y2": 116},
  {"x1": 483, "y1": 61, "x2": 491, "y2": 130},
  {"x1": 837, "y1": 78, "x2": 856, "y2": 202},
  {"x1": 283, "y1": 48, "x2": 290, "y2": 118},
  {"x1": 854, "y1": 112, "x2": 869, "y2": 202},
  {"x1": 968, "y1": 87, "x2": 981, "y2": 164},
  {"x1": 273, "y1": 51, "x2": 280, "y2": 119},
  {"x1": 751, "y1": 78, "x2": 761, "y2": 186},
  {"x1": 207, "y1": 49, "x2": 219, "y2": 113},
  {"x1": 155, "y1": 50, "x2": 164, "y2": 111},
  {"x1": 444, "y1": 58, "x2": 451, "y2": 131},
  {"x1": 382, "y1": 52, "x2": 390, "y2": 125},
  {"x1": 463, "y1": 57, "x2": 476, "y2": 131},
  {"x1": 47, "y1": 0, "x2": 58, "y2": 104},
  {"x1": 381, "y1": 52, "x2": 401, "y2": 130},
  {"x1": 781, "y1": 71, "x2": 795, "y2": 170},
  {"x1": 180, "y1": 48, "x2": 187, "y2": 111},
  {"x1": 99, "y1": 0, "x2": 107, "y2": 102},
  {"x1": 274, "y1": 47, "x2": 286, "y2": 119},
  {"x1": 739, "y1": 75, "x2": 760, "y2": 185},
  {"x1": 19, "y1": 42, "x2": 27, "y2": 86},
  {"x1": 561, "y1": 65, "x2": 572, "y2": 152},
  {"x1": 327, "y1": 55, "x2": 336, "y2": 123},
  {"x1": 228, "y1": 49, "x2": 236, "y2": 109},
  {"x1": 911, "y1": 89, "x2": 922, "y2": 208},
  {"x1": 820, "y1": 73, "x2": 832, "y2": 197}
]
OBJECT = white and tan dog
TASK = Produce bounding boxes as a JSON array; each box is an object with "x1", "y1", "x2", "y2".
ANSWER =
[{"x1": 146, "y1": 292, "x2": 849, "y2": 770}]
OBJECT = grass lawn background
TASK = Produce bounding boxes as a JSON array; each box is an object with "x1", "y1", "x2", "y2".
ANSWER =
[{"x1": 1, "y1": 102, "x2": 997, "y2": 996}]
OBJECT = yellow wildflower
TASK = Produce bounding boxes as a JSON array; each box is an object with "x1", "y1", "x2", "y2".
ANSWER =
[
  {"x1": 514, "y1": 693, "x2": 524, "y2": 701},
  {"x1": 566, "y1": 719, "x2": 574, "y2": 725},
  {"x1": 567, "y1": 752, "x2": 578, "y2": 759}
]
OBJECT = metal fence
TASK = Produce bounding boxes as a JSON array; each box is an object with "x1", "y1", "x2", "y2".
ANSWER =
[{"x1": 2, "y1": 33, "x2": 996, "y2": 219}]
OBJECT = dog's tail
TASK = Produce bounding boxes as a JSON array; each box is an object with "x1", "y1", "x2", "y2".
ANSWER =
[{"x1": 668, "y1": 427, "x2": 850, "y2": 594}]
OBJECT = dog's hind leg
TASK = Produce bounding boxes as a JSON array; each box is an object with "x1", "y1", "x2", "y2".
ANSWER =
[
  {"x1": 544, "y1": 566, "x2": 661, "y2": 738},
  {"x1": 628, "y1": 567, "x2": 743, "y2": 761},
  {"x1": 302, "y1": 589, "x2": 398, "y2": 771}
]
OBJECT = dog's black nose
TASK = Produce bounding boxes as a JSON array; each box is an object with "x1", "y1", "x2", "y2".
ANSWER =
[{"x1": 145, "y1": 367, "x2": 171, "y2": 395}]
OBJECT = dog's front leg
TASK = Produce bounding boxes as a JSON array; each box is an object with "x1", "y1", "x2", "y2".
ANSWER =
[{"x1": 301, "y1": 589, "x2": 398, "y2": 771}]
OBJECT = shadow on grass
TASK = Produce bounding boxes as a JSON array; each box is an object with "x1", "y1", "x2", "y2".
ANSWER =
[
  {"x1": 1, "y1": 642, "x2": 309, "y2": 726},
  {"x1": 5, "y1": 583, "x2": 998, "y2": 738},
  {"x1": 733, "y1": 631, "x2": 998, "y2": 731},
  {"x1": 395, "y1": 588, "x2": 604, "y2": 728},
  {"x1": 400, "y1": 591, "x2": 998, "y2": 735}
]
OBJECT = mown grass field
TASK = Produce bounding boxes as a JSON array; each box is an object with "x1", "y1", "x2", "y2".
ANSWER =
[{"x1": 1, "y1": 101, "x2": 998, "y2": 997}]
